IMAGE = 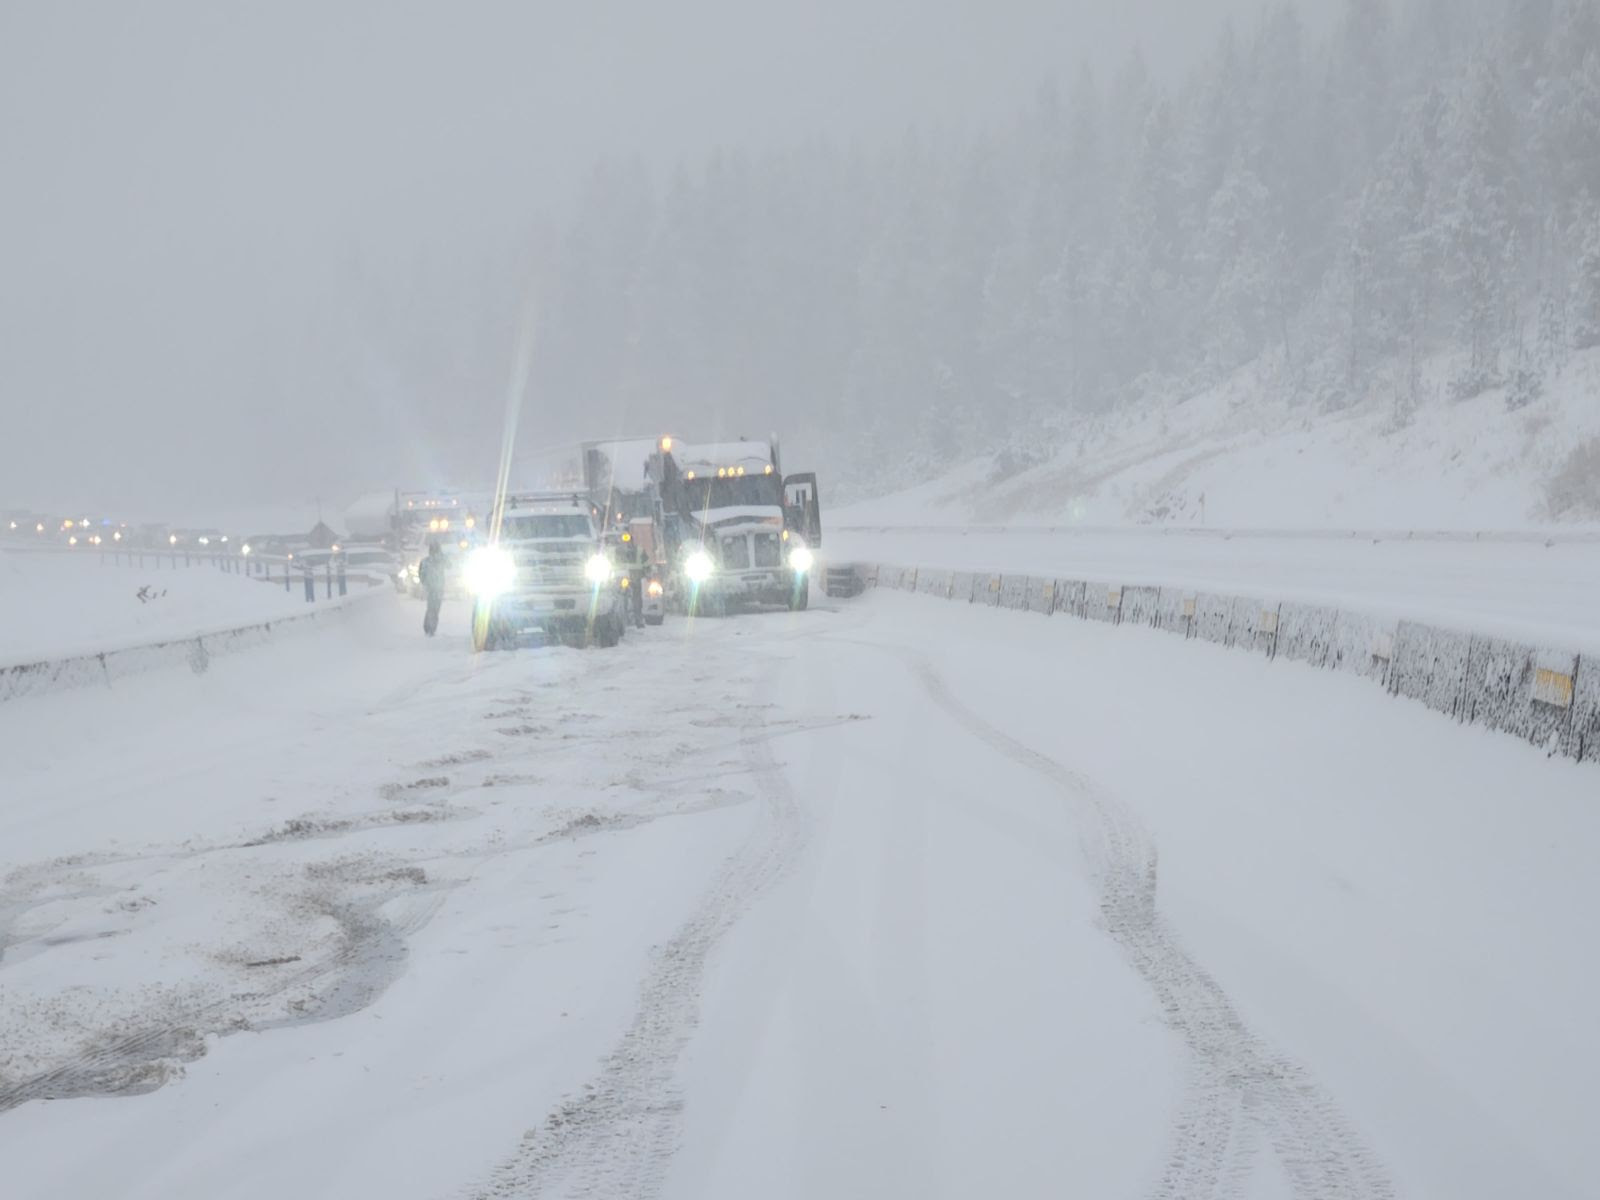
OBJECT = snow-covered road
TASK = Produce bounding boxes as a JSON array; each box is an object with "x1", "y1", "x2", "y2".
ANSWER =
[{"x1": 2, "y1": 591, "x2": 1596, "y2": 1198}]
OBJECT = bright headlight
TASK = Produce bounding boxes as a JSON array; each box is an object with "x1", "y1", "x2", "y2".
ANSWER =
[
  {"x1": 584, "y1": 553, "x2": 613, "y2": 584},
  {"x1": 684, "y1": 549, "x2": 713, "y2": 582},
  {"x1": 646, "y1": 578, "x2": 664, "y2": 597},
  {"x1": 788, "y1": 544, "x2": 814, "y2": 574},
  {"x1": 464, "y1": 546, "x2": 515, "y2": 598}
]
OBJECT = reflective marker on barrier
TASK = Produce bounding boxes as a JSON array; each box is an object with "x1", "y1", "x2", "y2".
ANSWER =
[
  {"x1": 1259, "y1": 609, "x2": 1280, "y2": 635},
  {"x1": 1182, "y1": 595, "x2": 1197, "y2": 619},
  {"x1": 1532, "y1": 663, "x2": 1576, "y2": 709}
]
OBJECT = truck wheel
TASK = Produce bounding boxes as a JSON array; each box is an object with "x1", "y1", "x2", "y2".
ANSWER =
[
  {"x1": 789, "y1": 585, "x2": 810, "y2": 612},
  {"x1": 595, "y1": 615, "x2": 621, "y2": 648},
  {"x1": 644, "y1": 614, "x2": 664, "y2": 626}
]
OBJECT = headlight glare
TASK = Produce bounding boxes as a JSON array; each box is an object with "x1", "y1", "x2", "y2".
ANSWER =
[
  {"x1": 684, "y1": 549, "x2": 713, "y2": 582},
  {"x1": 584, "y1": 553, "x2": 613, "y2": 584},
  {"x1": 464, "y1": 546, "x2": 516, "y2": 598},
  {"x1": 788, "y1": 544, "x2": 814, "y2": 574}
]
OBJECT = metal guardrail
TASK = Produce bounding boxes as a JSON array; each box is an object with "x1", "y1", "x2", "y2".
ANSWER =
[
  {"x1": 840, "y1": 561, "x2": 1599, "y2": 767},
  {"x1": 92, "y1": 547, "x2": 393, "y2": 601}
]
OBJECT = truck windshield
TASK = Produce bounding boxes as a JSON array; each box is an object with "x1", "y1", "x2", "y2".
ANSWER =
[
  {"x1": 682, "y1": 475, "x2": 781, "y2": 511},
  {"x1": 501, "y1": 514, "x2": 592, "y2": 539}
]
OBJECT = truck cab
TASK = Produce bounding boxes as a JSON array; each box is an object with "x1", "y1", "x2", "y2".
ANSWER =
[
  {"x1": 647, "y1": 437, "x2": 821, "y2": 613},
  {"x1": 465, "y1": 494, "x2": 627, "y2": 649}
]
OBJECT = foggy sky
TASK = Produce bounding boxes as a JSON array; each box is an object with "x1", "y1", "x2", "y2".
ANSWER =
[{"x1": 1, "y1": 0, "x2": 1319, "y2": 523}]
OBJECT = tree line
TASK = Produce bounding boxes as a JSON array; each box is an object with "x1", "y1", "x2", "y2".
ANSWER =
[{"x1": 525, "y1": 0, "x2": 1600, "y2": 494}]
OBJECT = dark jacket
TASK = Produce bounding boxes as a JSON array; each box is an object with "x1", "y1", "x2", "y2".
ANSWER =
[{"x1": 419, "y1": 551, "x2": 448, "y2": 594}]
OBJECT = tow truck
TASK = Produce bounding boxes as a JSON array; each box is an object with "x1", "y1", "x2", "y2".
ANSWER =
[
  {"x1": 462, "y1": 492, "x2": 628, "y2": 650},
  {"x1": 646, "y1": 436, "x2": 821, "y2": 613}
]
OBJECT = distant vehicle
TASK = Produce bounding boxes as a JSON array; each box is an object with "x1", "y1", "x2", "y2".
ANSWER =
[
  {"x1": 463, "y1": 493, "x2": 627, "y2": 650},
  {"x1": 390, "y1": 490, "x2": 484, "y2": 598},
  {"x1": 645, "y1": 435, "x2": 820, "y2": 613},
  {"x1": 584, "y1": 439, "x2": 669, "y2": 629},
  {"x1": 336, "y1": 543, "x2": 396, "y2": 584}
]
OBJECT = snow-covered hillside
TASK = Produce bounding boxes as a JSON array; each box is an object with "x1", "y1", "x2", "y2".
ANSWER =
[{"x1": 840, "y1": 347, "x2": 1600, "y2": 532}]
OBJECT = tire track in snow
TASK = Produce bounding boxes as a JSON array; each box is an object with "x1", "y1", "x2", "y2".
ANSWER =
[
  {"x1": 905, "y1": 654, "x2": 1393, "y2": 1200},
  {"x1": 462, "y1": 706, "x2": 808, "y2": 1199}
]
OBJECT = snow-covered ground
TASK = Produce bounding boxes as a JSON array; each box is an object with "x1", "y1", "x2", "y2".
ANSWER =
[
  {"x1": 0, "y1": 550, "x2": 347, "y2": 664},
  {"x1": 2, "y1": 590, "x2": 1596, "y2": 1198},
  {"x1": 824, "y1": 527, "x2": 1600, "y2": 652},
  {"x1": 841, "y1": 347, "x2": 1600, "y2": 532}
]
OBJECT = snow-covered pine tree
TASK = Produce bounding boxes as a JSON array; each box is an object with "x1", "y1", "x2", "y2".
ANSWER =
[{"x1": 1443, "y1": 56, "x2": 1519, "y2": 398}]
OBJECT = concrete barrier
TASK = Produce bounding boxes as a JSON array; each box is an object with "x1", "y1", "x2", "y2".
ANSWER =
[
  {"x1": 1154, "y1": 588, "x2": 1195, "y2": 637},
  {"x1": 1276, "y1": 601, "x2": 1340, "y2": 668},
  {"x1": 1228, "y1": 597, "x2": 1278, "y2": 658},
  {"x1": 1389, "y1": 621, "x2": 1474, "y2": 720},
  {"x1": 1194, "y1": 593, "x2": 1234, "y2": 645},
  {"x1": 882, "y1": 564, "x2": 915, "y2": 591},
  {"x1": 1461, "y1": 637, "x2": 1576, "y2": 752},
  {"x1": 917, "y1": 568, "x2": 952, "y2": 599},
  {"x1": 999, "y1": 575, "x2": 1032, "y2": 611},
  {"x1": 1051, "y1": 579, "x2": 1086, "y2": 619},
  {"x1": 1326, "y1": 610, "x2": 1395, "y2": 684},
  {"x1": 842, "y1": 560, "x2": 1596, "y2": 767},
  {"x1": 1570, "y1": 658, "x2": 1600, "y2": 763},
  {"x1": 1085, "y1": 583, "x2": 1123, "y2": 625},
  {"x1": 1120, "y1": 586, "x2": 1161, "y2": 629}
]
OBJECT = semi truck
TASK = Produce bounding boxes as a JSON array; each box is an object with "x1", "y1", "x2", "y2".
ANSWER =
[{"x1": 645, "y1": 435, "x2": 821, "y2": 612}]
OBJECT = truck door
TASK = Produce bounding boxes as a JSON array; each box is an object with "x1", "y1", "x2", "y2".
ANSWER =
[{"x1": 783, "y1": 473, "x2": 822, "y2": 548}]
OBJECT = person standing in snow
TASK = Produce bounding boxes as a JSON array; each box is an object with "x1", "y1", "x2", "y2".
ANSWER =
[
  {"x1": 615, "y1": 529, "x2": 646, "y2": 627},
  {"x1": 418, "y1": 540, "x2": 449, "y2": 636}
]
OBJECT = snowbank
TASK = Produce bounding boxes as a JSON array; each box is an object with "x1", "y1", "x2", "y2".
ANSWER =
[{"x1": 0, "y1": 550, "x2": 386, "y2": 700}]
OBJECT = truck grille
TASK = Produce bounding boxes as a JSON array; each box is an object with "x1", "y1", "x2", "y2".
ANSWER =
[
  {"x1": 512, "y1": 551, "x2": 586, "y2": 588},
  {"x1": 753, "y1": 532, "x2": 782, "y2": 567}
]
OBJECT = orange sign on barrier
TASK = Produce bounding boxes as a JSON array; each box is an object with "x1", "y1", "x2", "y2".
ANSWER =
[{"x1": 1533, "y1": 666, "x2": 1575, "y2": 709}]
